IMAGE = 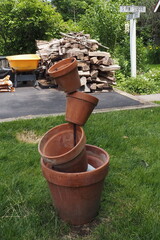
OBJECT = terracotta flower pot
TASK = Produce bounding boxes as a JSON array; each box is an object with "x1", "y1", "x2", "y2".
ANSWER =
[
  {"x1": 38, "y1": 123, "x2": 87, "y2": 173},
  {"x1": 65, "y1": 91, "x2": 99, "y2": 125},
  {"x1": 48, "y1": 57, "x2": 80, "y2": 93},
  {"x1": 41, "y1": 144, "x2": 110, "y2": 225}
]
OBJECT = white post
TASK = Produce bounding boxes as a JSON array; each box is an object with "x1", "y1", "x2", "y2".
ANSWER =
[{"x1": 130, "y1": 18, "x2": 137, "y2": 77}]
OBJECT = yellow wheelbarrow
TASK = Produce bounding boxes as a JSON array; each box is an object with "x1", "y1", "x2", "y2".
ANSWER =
[{"x1": 6, "y1": 54, "x2": 41, "y2": 87}]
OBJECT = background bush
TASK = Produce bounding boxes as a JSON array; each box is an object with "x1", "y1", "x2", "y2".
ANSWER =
[
  {"x1": 79, "y1": 0, "x2": 126, "y2": 51},
  {"x1": 146, "y1": 45, "x2": 160, "y2": 64},
  {"x1": 116, "y1": 68, "x2": 160, "y2": 94},
  {"x1": 114, "y1": 36, "x2": 148, "y2": 77},
  {"x1": 0, "y1": 0, "x2": 65, "y2": 55}
]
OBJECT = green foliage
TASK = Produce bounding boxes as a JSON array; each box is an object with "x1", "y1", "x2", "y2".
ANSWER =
[
  {"x1": 79, "y1": 0, "x2": 128, "y2": 50},
  {"x1": 146, "y1": 44, "x2": 160, "y2": 64},
  {"x1": 116, "y1": 67, "x2": 160, "y2": 94},
  {"x1": 136, "y1": 37, "x2": 148, "y2": 72},
  {"x1": 0, "y1": 0, "x2": 65, "y2": 55},
  {"x1": 114, "y1": 36, "x2": 148, "y2": 76},
  {"x1": 62, "y1": 19, "x2": 82, "y2": 33},
  {"x1": 114, "y1": 36, "x2": 131, "y2": 76},
  {"x1": 51, "y1": 0, "x2": 95, "y2": 22},
  {"x1": 134, "y1": 0, "x2": 160, "y2": 46}
]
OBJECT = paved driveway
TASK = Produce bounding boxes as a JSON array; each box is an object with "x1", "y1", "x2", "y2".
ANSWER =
[{"x1": 0, "y1": 86, "x2": 154, "y2": 121}]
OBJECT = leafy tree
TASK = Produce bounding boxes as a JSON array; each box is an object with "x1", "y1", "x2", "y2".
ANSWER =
[
  {"x1": 134, "y1": 0, "x2": 160, "y2": 46},
  {"x1": 0, "y1": 0, "x2": 65, "y2": 55},
  {"x1": 79, "y1": 0, "x2": 130, "y2": 50},
  {"x1": 51, "y1": 0, "x2": 95, "y2": 22}
]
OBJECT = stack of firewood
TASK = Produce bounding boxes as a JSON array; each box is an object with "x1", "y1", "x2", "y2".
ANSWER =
[
  {"x1": 0, "y1": 75, "x2": 14, "y2": 92},
  {"x1": 36, "y1": 32, "x2": 120, "y2": 92}
]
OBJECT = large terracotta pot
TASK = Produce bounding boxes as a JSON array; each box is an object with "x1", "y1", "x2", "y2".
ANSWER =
[
  {"x1": 48, "y1": 57, "x2": 80, "y2": 93},
  {"x1": 65, "y1": 91, "x2": 99, "y2": 125},
  {"x1": 41, "y1": 144, "x2": 110, "y2": 225},
  {"x1": 38, "y1": 123, "x2": 87, "y2": 173}
]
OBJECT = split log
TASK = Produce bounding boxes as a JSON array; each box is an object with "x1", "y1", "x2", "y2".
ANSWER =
[
  {"x1": 83, "y1": 56, "x2": 90, "y2": 61},
  {"x1": 97, "y1": 56, "x2": 110, "y2": 66},
  {"x1": 107, "y1": 58, "x2": 114, "y2": 65},
  {"x1": 90, "y1": 57, "x2": 98, "y2": 64},
  {"x1": 99, "y1": 71, "x2": 115, "y2": 78},
  {"x1": 90, "y1": 83, "x2": 97, "y2": 91},
  {"x1": 84, "y1": 84, "x2": 91, "y2": 92},
  {"x1": 86, "y1": 77, "x2": 92, "y2": 82},
  {"x1": 77, "y1": 61, "x2": 90, "y2": 71},
  {"x1": 63, "y1": 42, "x2": 71, "y2": 48},
  {"x1": 98, "y1": 64, "x2": 120, "y2": 72},
  {"x1": 106, "y1": 76, "x2": 116, "y2": 82},
  {"x1": 90, "y1": 65, "x2": 99, "y2": 70},
  {"x1": 89, "y1": 51, "x2": 110, "y2": 57},
  {"x1": 78, "y1": 71, "x2": 91, "y2": 77},
  {"x1": 96, "y1": 83, "x2": 109, "y2": 89},
  {"x1": 91, "y1": 70, "x2": 98, "y2": 79},
  {"x1": 94, "y1": 77, "x2": 107, "y2": 83},
  {"x1": 90, "y1": 44, "x2": 99, "y2": 51},
  {"x1": 80, "y1": 76, "x2": 87, "y2": 86}
]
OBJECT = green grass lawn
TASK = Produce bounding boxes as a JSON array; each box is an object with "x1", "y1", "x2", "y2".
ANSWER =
[{"x1": 1, "y1": 107, "x2": 160, "y2": 240}]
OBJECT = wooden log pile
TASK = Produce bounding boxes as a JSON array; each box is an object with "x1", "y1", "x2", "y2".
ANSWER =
[
  {"x1": 36, "y1": 32, "x2": 120, "y2": 92},
  {"x1": 0, "y1": 75, "x2": 15, "y2": 92}
]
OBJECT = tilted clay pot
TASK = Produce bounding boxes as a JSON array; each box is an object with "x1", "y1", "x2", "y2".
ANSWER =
[
  {"x1": 48, "y1": 57, "x2": 80, "y2": 93},
  {"x1": 38, "y1": 123, "x2": 87, "y2": 173},
  {"x1": 41, "y1": 144, "x2": 110, "y2": 225},
  {"x1": 65, "y1": 91, "x2": 99, "y2": 125}
]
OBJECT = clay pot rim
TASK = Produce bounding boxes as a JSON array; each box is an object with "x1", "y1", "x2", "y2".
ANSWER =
[
  {"x1": 48, "y1": 57, "x2": 77, "y2": 78},
  {"x1": 41, "y1": 144, "x2": 110, "y2": 178},
  {"x1": 38, "y1": 123, "x2": 86, "y2": 162},
  {"x1": 67, "y1": 91, "x2": 99, "y2": 106}
]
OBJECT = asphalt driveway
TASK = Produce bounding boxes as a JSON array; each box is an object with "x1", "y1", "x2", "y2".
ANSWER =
[{"x1": 0, "y1": 85, "x2": 154, "y2": 121}]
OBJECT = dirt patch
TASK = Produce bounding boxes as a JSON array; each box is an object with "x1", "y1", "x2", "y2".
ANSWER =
[
  {"x1": 62, "y1": 217, "x2": 111, "y2": 239},
  {"x1": 16, "y1": 130, "x2": 41, "y2": 144},
  {"x1": 62, "y1": 218, "x2": 101, "y2": 239}
]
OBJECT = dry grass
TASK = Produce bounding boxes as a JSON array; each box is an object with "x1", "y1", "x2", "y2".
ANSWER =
[{"x1": 16, "y1": 130, "x2": 41, "y2": 144}]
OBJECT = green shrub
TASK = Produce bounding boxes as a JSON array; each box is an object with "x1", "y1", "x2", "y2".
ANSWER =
[
  {"x1": 63, "y1": 19, "x2": 82, "y2": 33},
  {"x1": 116, "y1": 68, "x2": 160, "y2": 95},
  {"x1": 79, "y1": 0, "x2": 126, "y2": 51},
  {"x1": 114, "y1": 36, "x2": 130, "y2": 76},
  {"x1": 146, "y1": 45, "x2": 160, "y2": 64},
  {"x1": 0, "y1": 0, "x2": 65, "y2": 55},
  {"x1": 114, "y1": 36, "x2": 148, "y2": 77}
]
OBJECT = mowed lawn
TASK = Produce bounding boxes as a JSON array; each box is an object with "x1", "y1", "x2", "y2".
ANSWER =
[{"x1": 0, "y1": 107, "x2": 160, "y2": 240}]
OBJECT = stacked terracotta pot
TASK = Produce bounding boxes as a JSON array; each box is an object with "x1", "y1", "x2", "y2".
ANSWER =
[{"x1": 38, "y1": 58, "x2": 110, "y2": 225}]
